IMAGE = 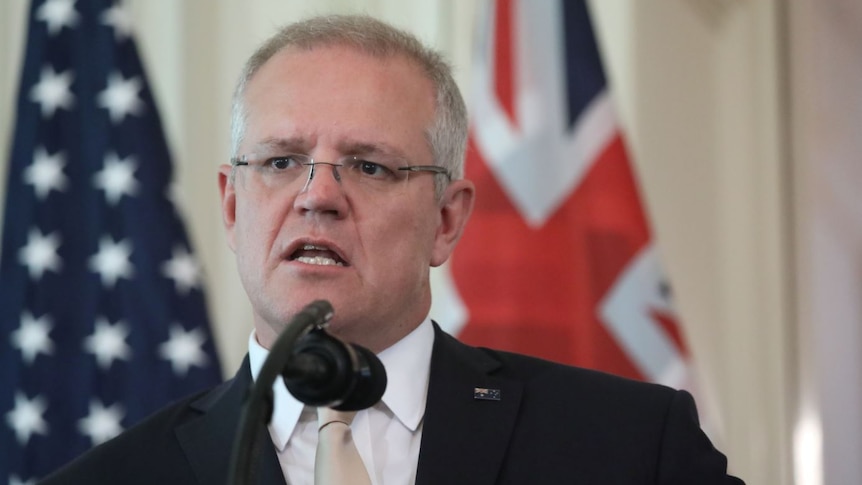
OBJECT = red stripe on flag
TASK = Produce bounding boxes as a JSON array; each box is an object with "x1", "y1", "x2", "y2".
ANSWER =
[
  {"x1": 493, "y1": 0, "x2": 517, "y2": 127},
  {"x1": 453, "y1": 132, "x2": 652, "y2": 380}
]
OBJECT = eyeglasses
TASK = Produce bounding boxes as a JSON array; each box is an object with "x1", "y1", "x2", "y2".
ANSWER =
[{"x1": 230, "y1": 153, "x2": 450, "y2": 196}]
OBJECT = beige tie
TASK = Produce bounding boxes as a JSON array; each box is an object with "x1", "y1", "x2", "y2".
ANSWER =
[{"x1": 315, "y1": 407, "x2": 373, "y2": 485}]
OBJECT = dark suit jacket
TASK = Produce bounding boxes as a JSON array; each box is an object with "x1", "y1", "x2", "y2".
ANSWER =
[{"x1": 41, "y1": 324, "x2": 744, "y2": 484}]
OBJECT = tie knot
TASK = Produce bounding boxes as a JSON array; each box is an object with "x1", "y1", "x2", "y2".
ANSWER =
[{"x1": 317, "y1": 407, "x2": 357, "y2": 431}]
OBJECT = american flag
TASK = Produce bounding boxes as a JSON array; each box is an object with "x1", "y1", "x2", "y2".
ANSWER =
[
  {"x1": 0, "y1": 0, "x2": 222, "y2": 482},
  {"x1": 448, "y1": 0, "x2": 698, "y2": 390}
]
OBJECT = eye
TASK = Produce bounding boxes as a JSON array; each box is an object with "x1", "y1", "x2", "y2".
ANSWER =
[
  {"x1": 267, "y1": 155, "x2": 304, "y2": 171},
  {"x1": 359, "y1": 160, "x2": 386, "y2": 176},
  {"x1": 344, "y1": 158, "x2": 397, "y2": 180}
]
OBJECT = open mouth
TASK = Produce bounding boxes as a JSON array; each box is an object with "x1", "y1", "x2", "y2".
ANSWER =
[{"x1": 289, "y1": 243, "x2": 347, "y2": 267}]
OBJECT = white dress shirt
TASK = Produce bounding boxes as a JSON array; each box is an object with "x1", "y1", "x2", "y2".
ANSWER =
[{"x1": 248, "y1": 318, "x2": 434, "y2": 485}]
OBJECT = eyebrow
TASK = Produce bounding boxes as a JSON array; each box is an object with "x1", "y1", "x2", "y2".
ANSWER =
[
  {"x1": 334, "y1": 140, "x2": 408, "y2": 161},
  {"x1": 249, "y1": 137, "x2": 408, "y2": 161},
  {"x1": 251, "y1": 137, "x2": 309, "y2": 154}
]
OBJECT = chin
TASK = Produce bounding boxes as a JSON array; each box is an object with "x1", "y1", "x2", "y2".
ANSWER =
[{"x1": 263, "y1": 293, "x2": 340, "y2": 325}]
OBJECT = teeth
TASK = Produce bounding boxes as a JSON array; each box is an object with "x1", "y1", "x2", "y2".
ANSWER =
[
  {"x1": 296, "y1": 256, "x2": 344, "y2": 266},
  {"x1": 303, "y1": 244, "x2": 326, "y2": 250}
]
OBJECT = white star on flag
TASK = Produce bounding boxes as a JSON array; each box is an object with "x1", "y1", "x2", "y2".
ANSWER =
[
  {"x1": 5, "y1": 392, "x2": 49, "y2": 446},
  {"x1": 36, "y1": 0, "x2": 80, "y2": 36},
  {"x1": 10, "y1": 311, "x2": 54, "y2": 365},
  {"x1": 23, "y1": 146, "x2": 68, "y2": 199},
  {"x1": 100, "y1": 4, "x2": 134, "y2": 41},
  {"x1": 159, "y1": 325, "x2": 209, "y2": 376},
  {"x1": 29, "y1": 65, "x2": 74, "y2": 118},
  {"x1": 88, "y1": 236, "x2": 134, "y2": 288},
  {"x1": 83, "y1": 317, "x2": 132, "y2": 370},
  {"x1": 97, "y1": 71, "x2": 144, "y2": 124},
  {"x1": 18, "y1": 227, "x2": 62, "y2": 280},
  {"x1": 92, "y1": 152, "x2": 139, "y2": 205},
  {"x1": 77, "y1": 399, "x2": 124, "y2": 447},
  {"x1": 161, "y1": 246, "x2": 202, "y2": 295}
]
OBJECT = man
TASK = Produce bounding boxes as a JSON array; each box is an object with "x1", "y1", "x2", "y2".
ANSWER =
[{"x1": 42, "y1": 14, "x2": 744, "y2": 484}]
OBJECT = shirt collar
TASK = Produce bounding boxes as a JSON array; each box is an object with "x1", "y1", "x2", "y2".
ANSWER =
[
  {"x1": 377, "y1": 317, "x2": 434, "y2": 432},
  {"x1": 248, "y1": 317, "x2": 435, "y2": 450},
  {"x1": 248, "y1": 330, "x2": 303, "y2": 451}
]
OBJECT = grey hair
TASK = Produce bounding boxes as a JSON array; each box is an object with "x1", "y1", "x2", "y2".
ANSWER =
[{"x1": 229, "y1": 15, "x2": 468, "y2": 197}]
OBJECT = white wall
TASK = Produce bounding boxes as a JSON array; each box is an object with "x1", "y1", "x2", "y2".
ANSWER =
[{"x1": 5, "y1": 0, "x2": 860, "y2": 483}]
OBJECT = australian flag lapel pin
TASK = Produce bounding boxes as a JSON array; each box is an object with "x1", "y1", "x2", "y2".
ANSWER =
[{"x1": 473, "y1": 387, "x2": 501, "y2": 401}]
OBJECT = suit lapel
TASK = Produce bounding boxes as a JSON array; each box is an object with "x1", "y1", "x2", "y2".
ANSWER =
[
  {"x1": 175, "y1": 357, "x2": 286, "y2": 485},
  {"x1": 416, "y1": 325, "x2": 523, "y2": 485}
]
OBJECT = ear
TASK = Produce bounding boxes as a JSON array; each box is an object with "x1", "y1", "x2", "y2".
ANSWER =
[
  {"x1": 430, "y1": 179, "x2": 475, "y2": 267},
  {"x1": 218, "y1": 164, "x2": 238, "y2": 252}
]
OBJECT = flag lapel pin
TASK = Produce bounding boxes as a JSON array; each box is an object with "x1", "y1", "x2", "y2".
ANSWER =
[{"x1": 473, "y1": 387, "x2": 501, "y2": 401}]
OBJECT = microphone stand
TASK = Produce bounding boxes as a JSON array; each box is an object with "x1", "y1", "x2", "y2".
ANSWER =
[{"x1": 227, "y1": 300, "x2": 334, "y2": 485}]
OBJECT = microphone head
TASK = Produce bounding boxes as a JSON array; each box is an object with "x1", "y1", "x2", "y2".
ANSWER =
[
  {"x1": 332, "y1": 344, "x2": 387, "y2": 411},
  {"x1": 283, "y1": 328, "x2": 387, "y2": 411}
]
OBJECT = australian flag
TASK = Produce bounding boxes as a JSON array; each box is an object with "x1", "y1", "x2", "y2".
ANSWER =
[{"x1": 0, "y1": 1, "x2": 222, "y2": 482}]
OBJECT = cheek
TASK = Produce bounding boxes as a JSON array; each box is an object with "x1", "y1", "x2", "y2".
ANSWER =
[
  {"x1": 232, "y1": 200, "x2": 256, "y2": 247},
  {"x1": 388, "y1": 209, "x2": 439, "y2": 267},
  {"x1": 233, "y1": 196, "x2": 280, "y2": 260}
]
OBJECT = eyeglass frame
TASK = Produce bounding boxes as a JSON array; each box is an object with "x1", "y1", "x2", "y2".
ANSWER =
[{"x1": 229, "y1": 153, "x2": 452, "y2": 192}]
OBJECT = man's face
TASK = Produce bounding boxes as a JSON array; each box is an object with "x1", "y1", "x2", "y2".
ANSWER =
[{"x1": 219, "y1": 45, "x2": 473, "y2": 351}]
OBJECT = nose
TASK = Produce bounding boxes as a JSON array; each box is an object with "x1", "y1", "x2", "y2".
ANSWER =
[
  {"x1": 305, "y1": 162, "x2": 342, "y2": 187},
  {"x1": 293, "y1": 162, "x2": 349, "y2": 217}
]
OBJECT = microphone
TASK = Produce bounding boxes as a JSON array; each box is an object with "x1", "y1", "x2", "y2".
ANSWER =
[
  {"x1": 283, "y1": 328, "x2": 387, "y2": 411},
  {"x1": 229, "y1": 300, "x2": 386, "y2": 485}
]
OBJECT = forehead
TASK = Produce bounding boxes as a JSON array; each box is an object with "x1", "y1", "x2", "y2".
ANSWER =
[{"x1": 240, "y1": 44, "x2": 436, "y2": 158}]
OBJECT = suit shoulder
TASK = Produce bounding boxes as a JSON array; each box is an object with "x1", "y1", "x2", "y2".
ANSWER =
[
  {"x1": 39, "y1": 381, "x2": 230, "y2": 485},
  {"x1": 432, "y1": 324, "x2": 677, "y2": 404},
  {"x1": 482, "y1": 346, "x2": 675, "y2": 394},
  {"x1": 479, "y1": 345, "x2": 620, "y2": 380}
]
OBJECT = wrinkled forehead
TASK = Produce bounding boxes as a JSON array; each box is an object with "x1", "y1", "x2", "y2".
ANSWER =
[{"x1": 238, "y1": 45, "x2": 437, "y2": 162}]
